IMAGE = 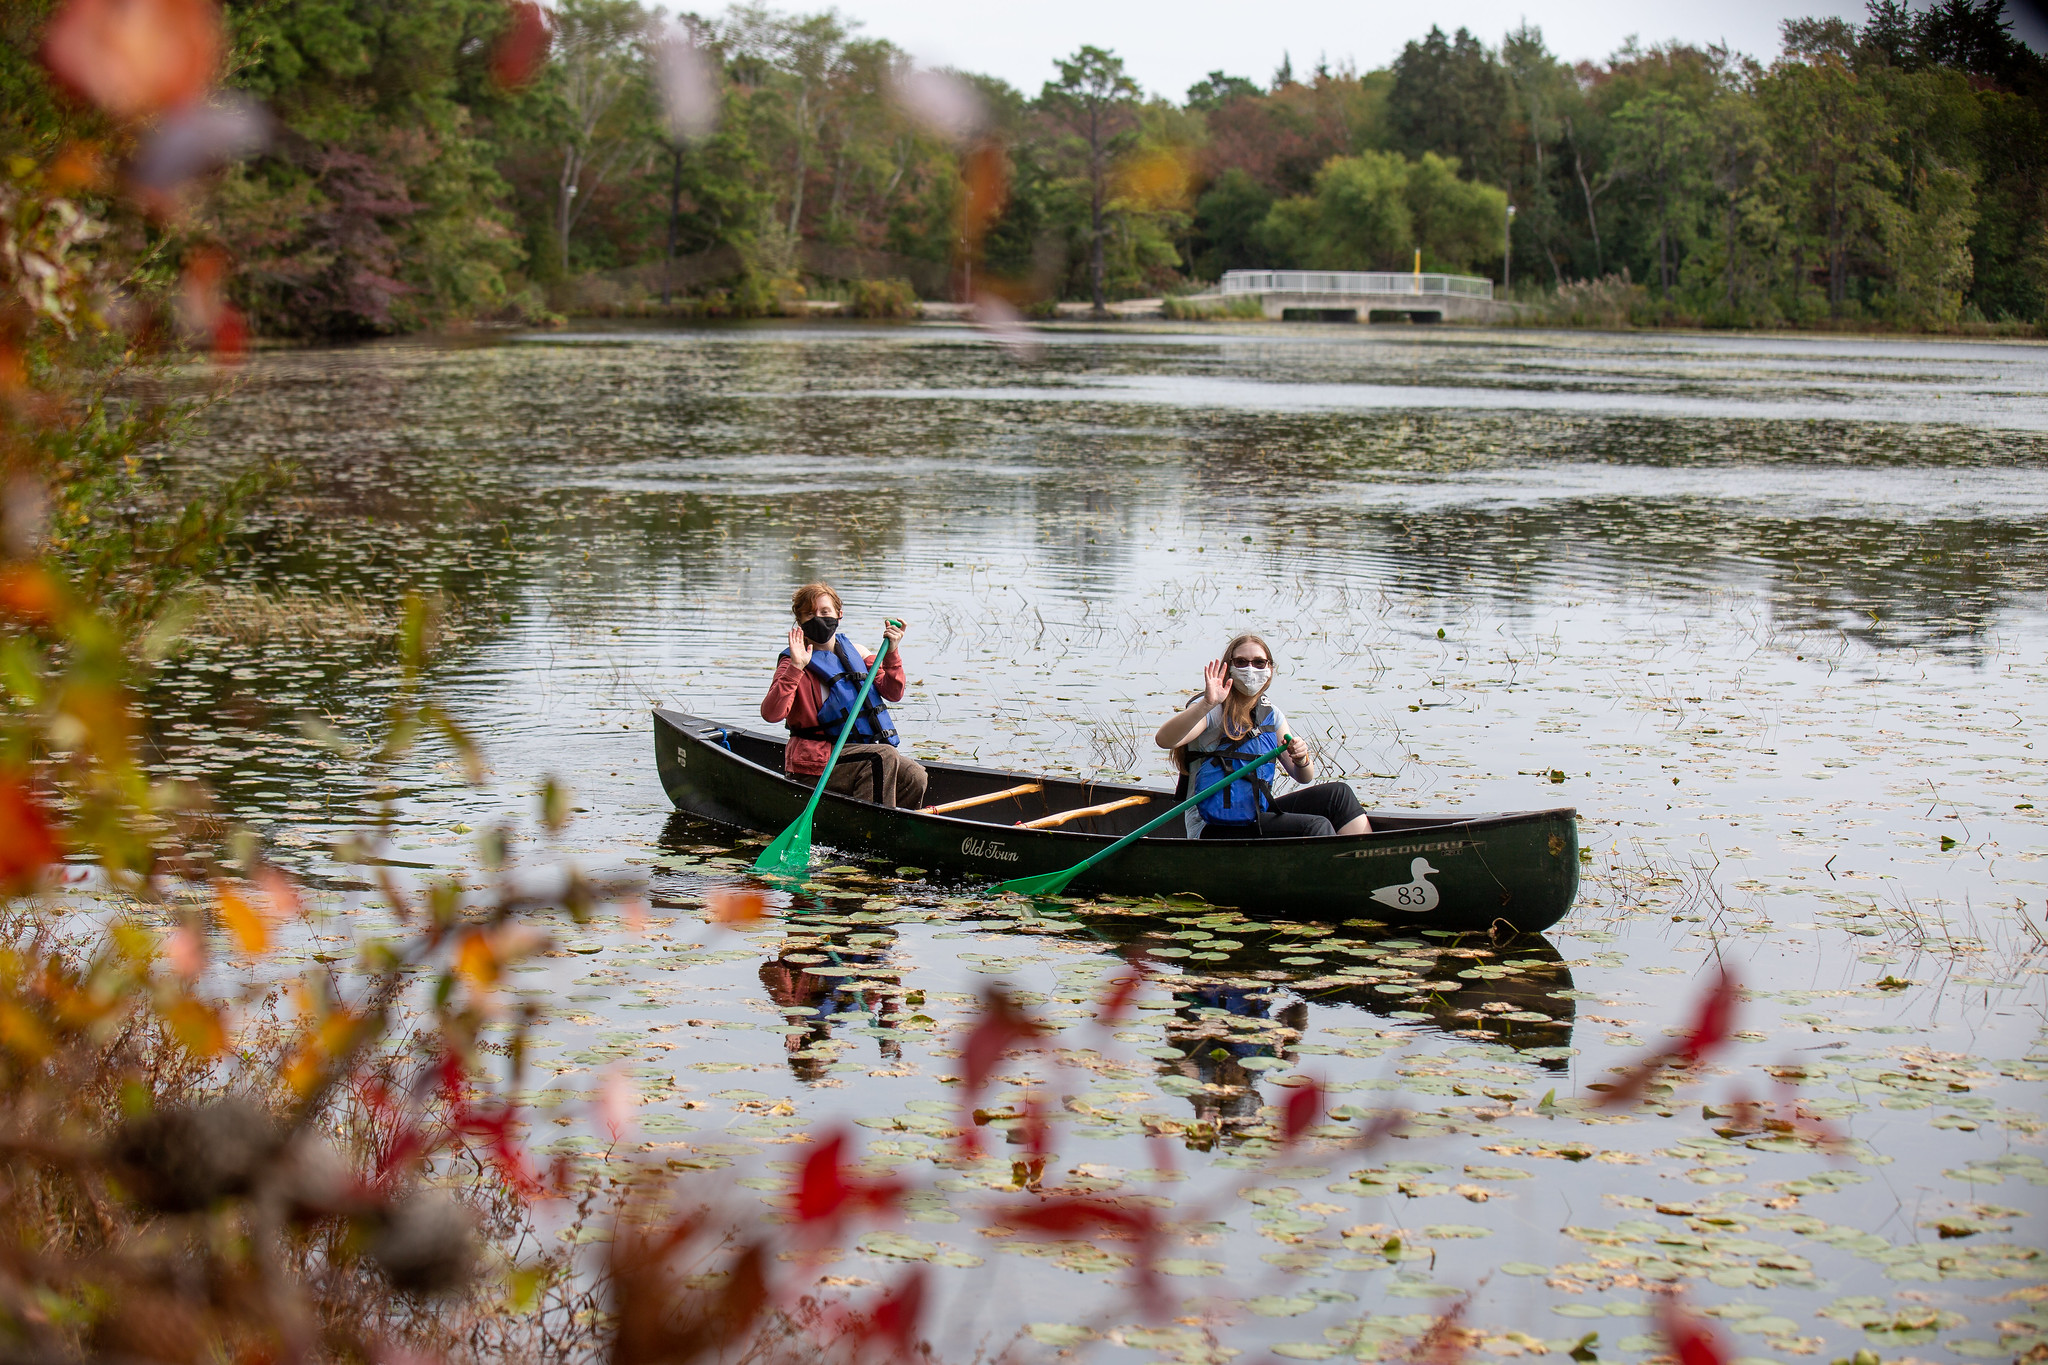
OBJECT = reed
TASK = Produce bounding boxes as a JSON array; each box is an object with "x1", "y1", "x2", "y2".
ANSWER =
[{"x1": 187, "y1": 587, "x2": 458, "y2": 646}]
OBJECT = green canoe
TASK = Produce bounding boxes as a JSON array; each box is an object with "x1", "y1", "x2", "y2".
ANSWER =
[{"x1": 653, "y1": 708, "x2": 1581, "y2": 933}]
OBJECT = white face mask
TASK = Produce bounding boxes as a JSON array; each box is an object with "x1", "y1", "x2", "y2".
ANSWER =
[{"x1": 1228, "y1": 665, "x2": 1271, "y2": 696}]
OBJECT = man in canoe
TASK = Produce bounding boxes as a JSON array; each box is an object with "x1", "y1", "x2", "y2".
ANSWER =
[
  {"x1": 760, "y1": 581, "x2": 928, "y2": 808},
  {"x1": 1153, "y1": 632, "x2": 1371, "y2": 839}
]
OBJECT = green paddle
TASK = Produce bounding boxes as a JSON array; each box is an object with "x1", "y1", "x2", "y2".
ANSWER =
[
  {"x1": 753, "y1": 623, "x2": 901, "y2": 878},
  {"x1": 993, "y1": 734, "x2": 1295, "y2": 897}
]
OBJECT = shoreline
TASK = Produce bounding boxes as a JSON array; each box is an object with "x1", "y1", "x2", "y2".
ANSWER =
[{"x1": 242, "y1": 310, "x2": 2048, "y2": 350}]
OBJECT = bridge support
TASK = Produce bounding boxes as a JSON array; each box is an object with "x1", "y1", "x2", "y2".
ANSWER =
[{"x1": 1258, "y1": 292, "x2": 1498, "y2": 322}]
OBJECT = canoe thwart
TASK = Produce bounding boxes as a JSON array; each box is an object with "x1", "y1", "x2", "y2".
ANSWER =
[
  {"x1": 922, "y1": 782, "x2": 1043, "y2": 816},
  {"x1": 1017, "y1": 794, "x2": 1151, "y2": 830}
]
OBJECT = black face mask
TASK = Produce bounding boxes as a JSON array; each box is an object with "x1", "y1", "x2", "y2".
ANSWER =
[{"x1": 801, "y1": 616, "x2": 839, "y2": 645}]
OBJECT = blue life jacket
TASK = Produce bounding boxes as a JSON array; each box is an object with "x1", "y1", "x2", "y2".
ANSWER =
[
  {"x1": 781, "y1": 635, "x2": 899, "y2": 747},
  {"x1": 1188, "y1": 705, "x2": 1279, "y2": 827}
]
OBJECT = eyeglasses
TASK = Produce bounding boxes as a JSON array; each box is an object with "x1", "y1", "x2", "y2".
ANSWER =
[{"x1": 1231, "y1": 657, "x2": 1270, "y2": 669}]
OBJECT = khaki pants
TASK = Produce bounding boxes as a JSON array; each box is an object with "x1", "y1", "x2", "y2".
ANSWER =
[{"x1": 809, "y1": 744, "x2": 928, "y2": 808}]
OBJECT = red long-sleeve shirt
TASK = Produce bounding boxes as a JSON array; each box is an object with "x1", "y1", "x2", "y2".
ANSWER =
[{"x1": 759, "y1": 640, "x2": 907, "y2": 776}]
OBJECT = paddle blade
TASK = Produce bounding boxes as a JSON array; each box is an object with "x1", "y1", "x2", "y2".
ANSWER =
[
  {"x1": 992, "y1": 867, "x2": 1076, "y2": 897},
  {"x1": 752, "y1": 817, "x2": 813, "y2": 877}
]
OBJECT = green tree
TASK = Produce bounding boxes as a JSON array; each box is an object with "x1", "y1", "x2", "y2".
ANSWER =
[
  {"x1": 1186, "y1": 71, "x2": 1261, "y2": 110},
  {"x1": 1405, "y1": 151, "x2": 1511, "y2": 271},
  {"x1": 1386, "y1": 27, "x2": 1506, "y2": 185},
  {"x1": 547, "y1": 0, "x2": 658, "y2": 273},
  {"x1": 1191, "y1": 168, "x2": 1275, "y2": 277},
  {"x1": 215, "y1": 0, "x2": 534, "y2": 333},
  {"x1": 1685, "y1": 80, "x2": 1785, "y2": 321},
  {"x1": 1499, "y1": 25, "x2": 1573, "y2": 285},
  {"x1": 1040, "y1": 46, "x2": 1141, "y2": 314},
  {"x1": 1259, "y1": 150, "x2": 1506, "y2": 273},
  {"x1": 1609, "y1": 91, "x2": 1707, "y2": 296},
  {"x1": 1759, "y1": 36, "x2": 1896, "y2": 318}
]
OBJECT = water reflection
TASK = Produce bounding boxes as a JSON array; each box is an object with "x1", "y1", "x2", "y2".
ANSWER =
[
  {"x1": 757, "y1": 915, "x2": 906, "y2": 1084},
  {"x1": 1159, "y1": 984, "x2": 1308, "y2": 1136},
  {"x1": 1094, "y1": 913, "x2": 1578, "y2": 1062}
]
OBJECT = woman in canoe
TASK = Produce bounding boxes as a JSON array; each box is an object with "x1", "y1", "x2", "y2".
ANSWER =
[
  {"x1": 761, "y1": 582, "x2": 928, "y2": 808},
  {"x1": 1153, "y1": 633, "x2": 1370, "y2": 839}
]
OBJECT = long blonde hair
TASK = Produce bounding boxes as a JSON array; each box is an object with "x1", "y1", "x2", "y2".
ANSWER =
[{"x1": 1173, "y1": 633, "x2": 1276, "y2": 772}]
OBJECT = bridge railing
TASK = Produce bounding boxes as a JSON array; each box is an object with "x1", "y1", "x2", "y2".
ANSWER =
[{"x1": 1220, "y1": 269, "x2": 1494, "y2": 300}]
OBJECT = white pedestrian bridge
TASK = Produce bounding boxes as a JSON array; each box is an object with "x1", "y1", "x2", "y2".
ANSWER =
[{"x1": 1217, "y1": 268, "x2": 1509, "y2": 322}]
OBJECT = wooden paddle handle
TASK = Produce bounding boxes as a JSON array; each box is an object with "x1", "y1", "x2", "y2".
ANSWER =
[
  {"x1": 921, "y1": 782, "x2": 1043, "y2": 815},
  {"x1": 1016, "y1": 794, "x2": 1151, "y2": 829}
]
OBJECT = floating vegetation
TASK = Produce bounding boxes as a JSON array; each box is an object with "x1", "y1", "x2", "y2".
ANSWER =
[{"x1": 142, "y1": 326, "x2": 2048, "y2": 1360}]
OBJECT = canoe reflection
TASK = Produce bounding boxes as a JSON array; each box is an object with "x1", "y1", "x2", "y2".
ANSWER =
[{"x1": 1082, "y1": 914, "x2": 1577, "y2": 1142}]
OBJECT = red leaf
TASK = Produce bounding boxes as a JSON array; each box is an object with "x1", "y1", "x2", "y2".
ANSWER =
[
  {"x1": 715, "y1": 1244, "x2": 770, "y2": 1338},
  {"x1": 795, "y1": 1130, "x2": 852, "y2": 1224},
  {"x1": 1657, "y1": 1293, "x2": 1730, "y2": 1365},
  {"x1": 1017, "y1": 1089, "x2": 1050, "y2": 1160},
  {"x1": 1678, "y1": 964, "x2": 1739, "y2": 1066},
  {"x1": 792, "y1": 1129, "x2": 902, "y2": 1231},
  {"x1": 1597, "y1": 966, "x2": 1741, "y2": 1108},
  {"x1": 39, "y1": 0, "x2": 222, "y2": 121},
  {"x1": 860, "y1": 1267, "x2": 927, "y2": 1352},
  {"x1": 962, "y1": 984, "x2": 1043, "y2": 1098},
  {"x1": 489, "y1": 1, "x2": 550, "y2": 90},
  {"x1": 1281, "y1": 1079, "x2": 1323, "y2": 1145},
  {"x1": 1007, "y1": 1196, "x2": 1152, "y2": 1239},
  {"x1": 1591, "y1": 1053, "x2": 1668, "y2": 1110},
  {"x1": 210, "y1": 303, "x2": 246, "y2": 362},
  {"x1": 0, "y1": 776, "x2": 60, "y2": 894},
  {"x1": 1097, "y1": 962, "x2": 1146, "y2": 1029}
]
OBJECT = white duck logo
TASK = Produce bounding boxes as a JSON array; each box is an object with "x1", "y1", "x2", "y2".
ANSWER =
[{"x1": 1369, "y1": 857, "x2": 1441, "y2": 913}]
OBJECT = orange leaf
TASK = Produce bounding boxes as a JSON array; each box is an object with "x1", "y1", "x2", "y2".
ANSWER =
[
  {"x1": 960, "y1": 139, "x2": 1009, "y2": 244},
  {"x1": 706, "y1": 888, "x2": 765, "y2": 925},
  {"x1": 216, "y1": 884, "x2": 268, "y2": 955},
  {"x1": 0, "y1": 999, "x2": 53, "y2": 1061},
  {"x1": 62, "y1": 683, "x2": 133, "y2": 753},
  {"x1": 164, "y1": 996, "x2": 225, "y2": 1057},
  {"x1": 0, "y1": 777, "x2": 60, "y2": 894},
  {"x1": 39, "y1": 0, "x2": 223, "y2": 121},
  {"x1": 455, "y1": 930, "x2": 498, "y2": 988},
  {"x1": 0, "y1": 565, "x2": 61, "y2": 625},
  {"x1": 281, "y1": 1046, "x2": 321, "y2": 1096},
  {"x1": 50, "y1": 140, "x2": 107, "y2": 190}
]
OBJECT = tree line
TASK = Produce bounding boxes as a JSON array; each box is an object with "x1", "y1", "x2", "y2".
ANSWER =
[{"x1": 3, "y1": 0, "x2": 2042, "y2": 332}]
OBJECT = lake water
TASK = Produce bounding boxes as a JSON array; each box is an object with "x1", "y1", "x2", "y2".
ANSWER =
[{"x1": 149, "y1": 322, "x2": 2048, "y2": 1360}]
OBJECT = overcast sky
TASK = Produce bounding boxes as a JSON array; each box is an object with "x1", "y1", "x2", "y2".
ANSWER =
[{"x1": 803, "y1": 0, "x2": 2048, "y2": 98}]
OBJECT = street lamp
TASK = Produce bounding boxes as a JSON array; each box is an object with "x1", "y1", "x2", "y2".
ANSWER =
[{"x1": 1505, "y1": 203, "x2": 1517, "y2": 293}]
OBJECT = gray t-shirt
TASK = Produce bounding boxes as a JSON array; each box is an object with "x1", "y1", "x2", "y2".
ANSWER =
[{"x1": 1183, "y1": 703, "x2": 1290, "y2": 838}]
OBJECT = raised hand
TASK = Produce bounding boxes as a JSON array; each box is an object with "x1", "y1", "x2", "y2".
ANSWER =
[
  {"x1": 881, "y1": 618, "x2": 906, "y2": 646},
  {"x1": 787, "y1": 623, "x2": 812, "y2": 668},
  {"x1": 1202, "y1": 659, "x2": 1229, "y2": 707}
]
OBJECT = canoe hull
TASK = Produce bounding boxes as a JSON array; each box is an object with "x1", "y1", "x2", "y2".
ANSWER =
[{"x1": 653, "y1": 708, "x2": 1579, "y2": 933}]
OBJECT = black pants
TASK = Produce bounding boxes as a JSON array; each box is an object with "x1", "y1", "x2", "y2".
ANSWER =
[{"x1": 1199, "y1": 781, "x2": 1364, "y2": 839}]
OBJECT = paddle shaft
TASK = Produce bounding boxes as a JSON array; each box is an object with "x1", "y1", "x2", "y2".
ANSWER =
[
  {"x1": 998, "y1": 734, "x2": 1295, "y2": 892},
  {"x1": 754, "y1": 623, "x2": 900, "y2": 873},
  {"x1": 797, "y1": 630, "x2": 896, "y2": 824}
]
